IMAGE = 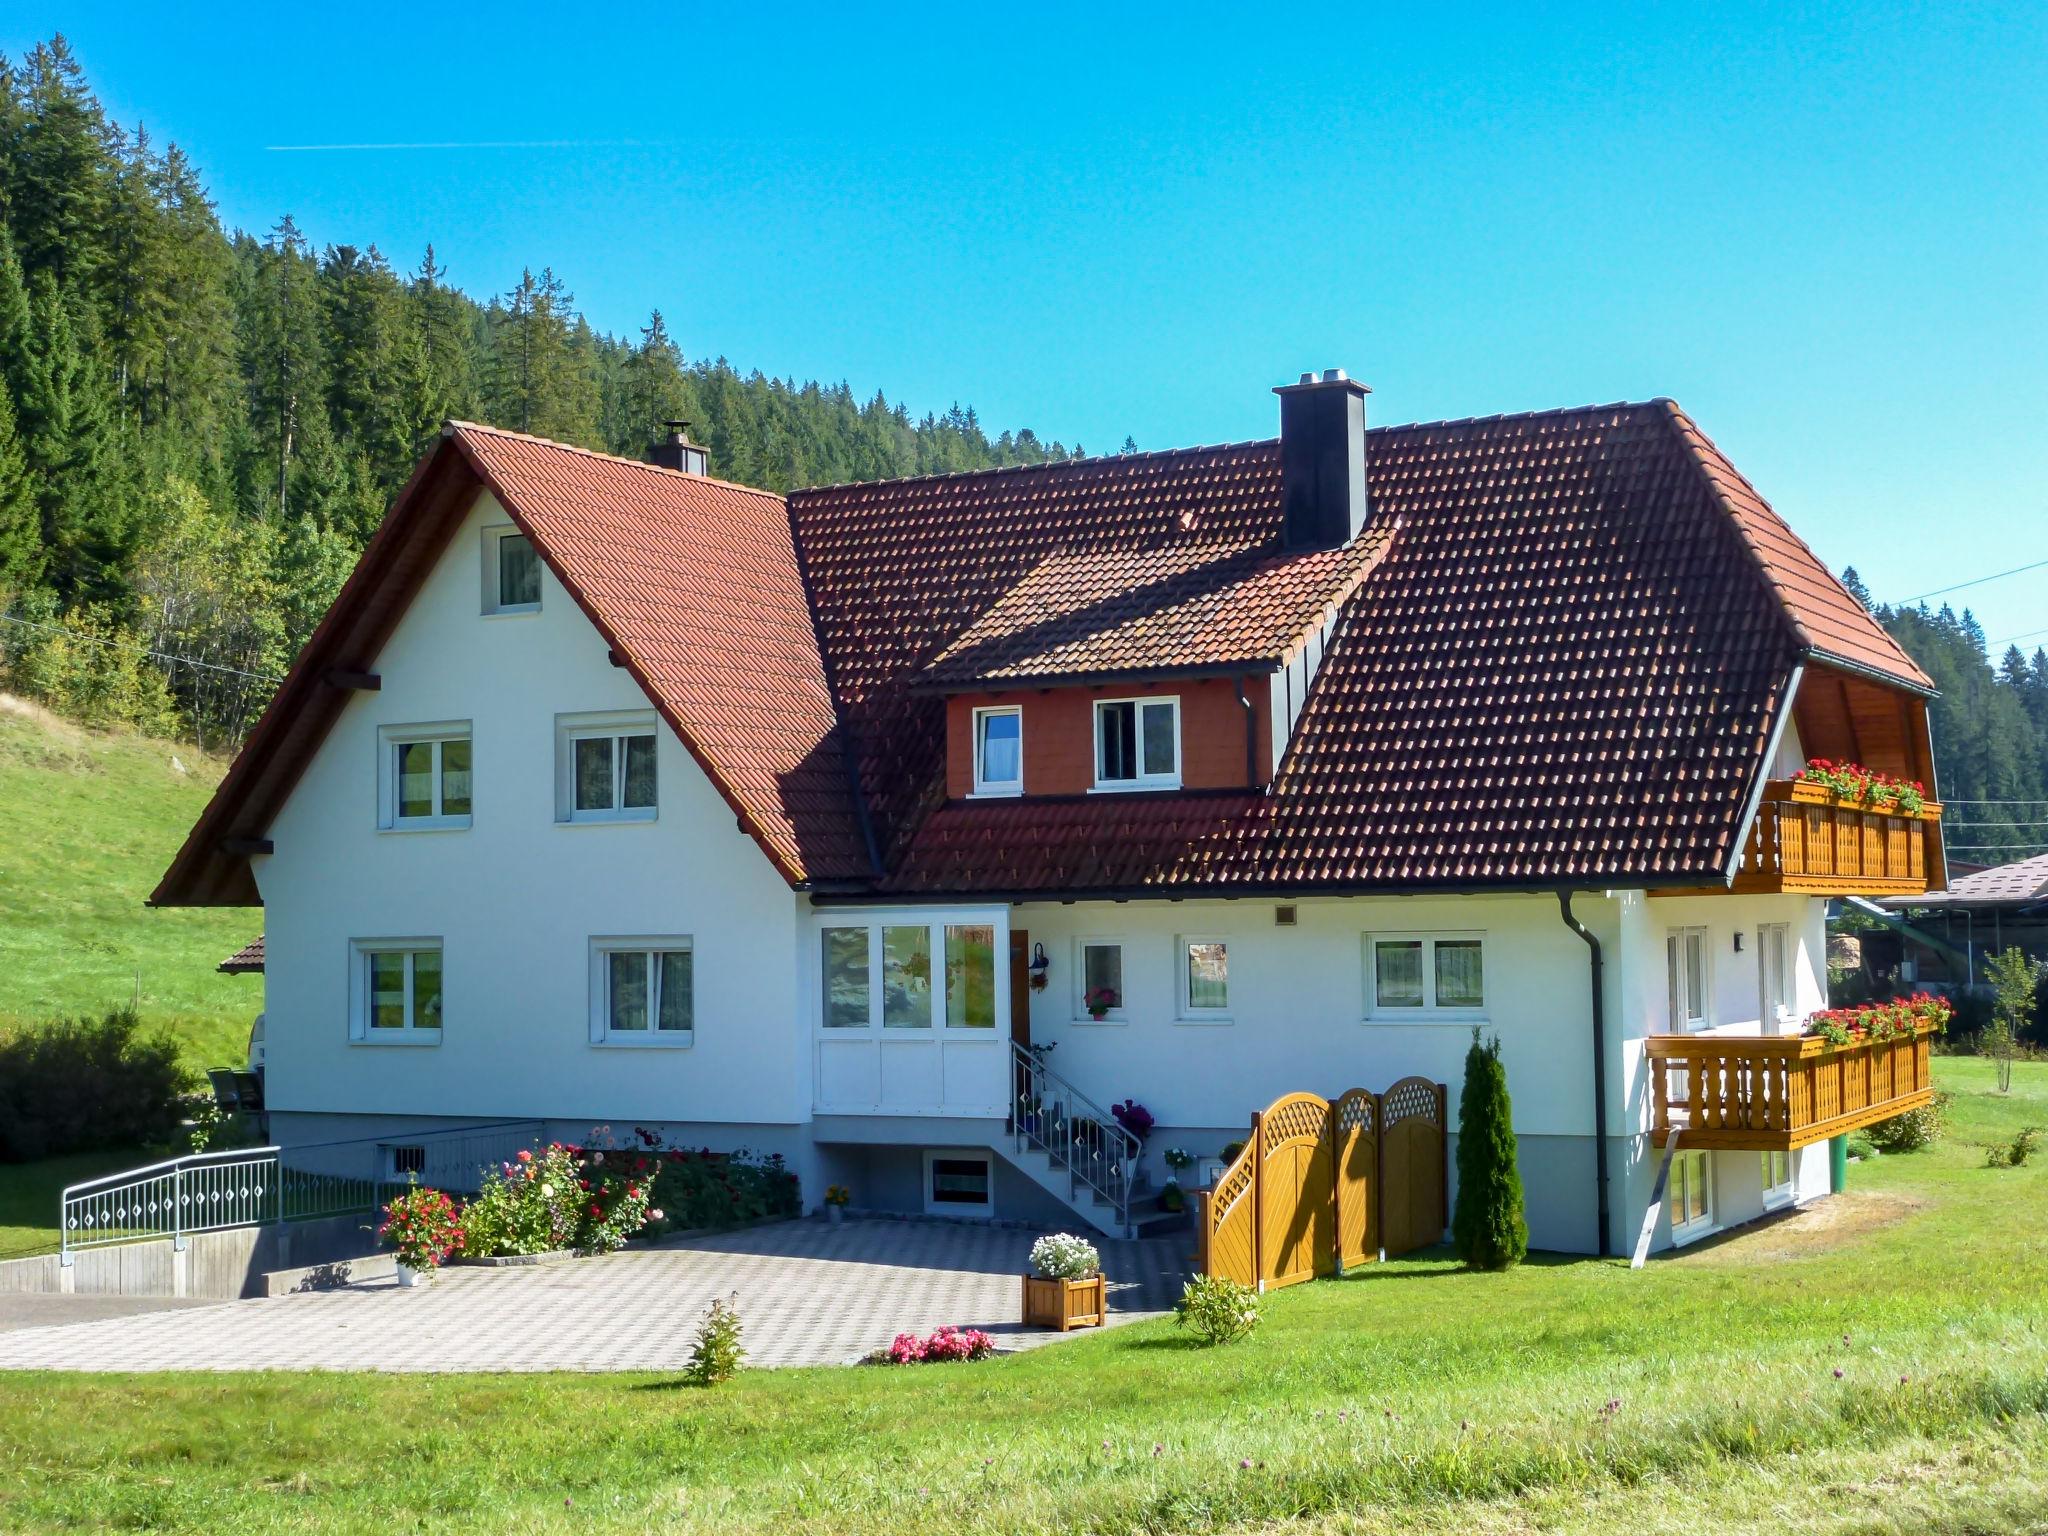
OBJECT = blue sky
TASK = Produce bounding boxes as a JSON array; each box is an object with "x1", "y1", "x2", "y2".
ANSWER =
[{"x1": 12, "y1": 3, "x2": 2046, "y2": 650}]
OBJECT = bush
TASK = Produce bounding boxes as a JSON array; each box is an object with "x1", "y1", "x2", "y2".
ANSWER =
[
  {"x1": 1174, "y1": 1274, "x2": 1261, "y2": 1345},
  {"x1": 884, "y1": 1326, "x2": 995, "y2": 1364},
  {"x1": 1986, "y1": 1127, "x2": 2040, "y2": 1169},
  {"x1": 0, "y1": 1010, "x2": 190, "y2": 1162},
  {"x1": 1029, "y1": 1232, "x2": 1100, "y2": 1279},
  {"x1": 1452, "y1": 1030, "x2": 1528, "y2": 1270},
  {"x1": 685, "y1": 1295, "x2": 745, "y2": 1385},
  {"x1": 459, "y1": 1137, "x2": 662, "y2": 1258},
  {"x1": 1864, "y1": 1091, "x2": 1950, "y2": 1153},
  {"x1": 628, "y1": 1133, "x2": 800, "y2": 1238}
]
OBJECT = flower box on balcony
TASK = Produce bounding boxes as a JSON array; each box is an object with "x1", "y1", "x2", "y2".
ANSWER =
[
  {"x1": 1022, "y1": 1271, "x2": 1107, "y2": 1331},
  {"x1": 1777, "y1": 778, "x2": 1942, "y2": 821}
]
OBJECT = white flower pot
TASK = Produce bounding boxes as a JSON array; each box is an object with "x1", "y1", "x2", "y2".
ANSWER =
[
  {"x1": 395, "y1": 1261, "x2": 426, "y2": 1288},
  {"x1": 826, "y1": 1205, "x2": 844, "y2": 1225}
]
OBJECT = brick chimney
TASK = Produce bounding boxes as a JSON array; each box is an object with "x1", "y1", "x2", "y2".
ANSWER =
[
  {"x1": 1273, "y1": 370, "x2": 1369, "y2": 550},
  {"x1": 648, "y1": 420, "x2": 709, "y2": 476}
]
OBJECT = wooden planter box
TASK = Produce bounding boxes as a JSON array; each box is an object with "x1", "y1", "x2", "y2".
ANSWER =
[{"x1": 1022, "y1": 1272, "x2": 1107, "y2": 1330}]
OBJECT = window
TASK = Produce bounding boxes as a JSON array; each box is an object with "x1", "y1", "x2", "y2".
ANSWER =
[
  {"x1": 1758, "y1": 923, "x2": 1791, "y2": 1031},
  {"x1": 1667, "y1": 927, "x2": 1709, "y2": 1031},
  {"x1": 1761, "y1": 1149, "x2": 1794, "y2": 1209},
  {"x1": 1669, "y1": 1151, "x2": 1713, "y2": 1242},
  {"x1": 557, "y1": 713, "x2": 657, "y2": 823},
  {"x1": 1367, "y1": 934, "x2": 1486, "y2": 1015},
  {"x1": 972, "y1": 706, "x2": 1022, "y2": 796},
  {"x1": 589, "y1": 939, "x2": 693, "y2": 1045},
  {"x1": 1078, "y1": 939, "x2": 1125, "y2": 1021},
  {"x1": 377, "y1": 723, "x2": 473, "y2": 830},
  {"x1": 483, "y1": 525, "x2": 541, "y2": 614},
  {"x1": 348, "y1": 941, "x2": 443, "y2": 1042},
  {"x1": 1093, "y1": 696, "x2": 1180, "y2": 789},
  {"x1": 924, "y1": 1151, "x2": 992, "y2": 1216},
  {"x1": 1180, "y1": 937, "x2": 1229, "y2": 1019},
  {"x1": 818, "y1": 920, "x2": 1001, "y2": 1031}
]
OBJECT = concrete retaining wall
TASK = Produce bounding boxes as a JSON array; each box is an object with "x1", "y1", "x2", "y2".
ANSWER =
[{"x1": 0, "y1": 1213, "x2": 380, "y2": 1299}]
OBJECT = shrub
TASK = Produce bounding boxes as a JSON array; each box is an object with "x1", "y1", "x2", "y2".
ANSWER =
[
  {"x1": 1865, "y1": 1091, "x2": 1950, "y2": 1153},
  {"x1": 1985, "y1": 949, "x2": 2041, "y2": 1092},
  {"x1": 628, "y1": 1134, "x2": 800, "y2": 1238},
  {"x1": 1174, "y1": 1274, "x2": 1261, "y2": 1345},
  {"x1": 380, "y1": 1181, "x2": 463, "y2": 1273},
  {"x1": 459, "y1": 1136, "x2": 665, "y2": 1257},
  {"x1": 0, "y1": 1010, "x2": 189, "y2": 1162},
  {"x1": 885, "y1": 1326, "x2": 996, "y2": 1364},
  {"x1": 1452, "y1": 1030, "x2": 1527, "y2": 1271},
  {"x1": 1029, "y1": 1232, "x2": 1100, "y2": 1279},
  {"x1": 685, "y1": 1295, "x2": 745, "y2": 1385},
  {"x1": 1986, "y1": 1127, "x2": 2041, "y2": 1169}
]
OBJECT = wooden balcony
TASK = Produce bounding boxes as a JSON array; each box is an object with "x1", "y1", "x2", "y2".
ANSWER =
[
  {"x1": 1646, "y1": 1023, "x2": 1937, "y2": 1151},
  {"x1": 1731, "y1": 779, "x2": 1942, "y2": 897}
]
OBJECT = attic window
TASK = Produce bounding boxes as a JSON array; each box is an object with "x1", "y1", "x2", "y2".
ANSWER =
[
  {"x1": 484, "y1": 526, "x2": 541, "y2": 615},
  {"x1": 972, "y1": 706, "x2": 1022, "y2": 796},
  {"x1": 1093, "y1": 697, "x2": 1180, "y2": 791}
]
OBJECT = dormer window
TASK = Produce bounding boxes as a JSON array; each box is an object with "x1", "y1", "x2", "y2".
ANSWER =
[
  {"x1": 484, "y1": 525, "x2": 541, "y2": 614},
  {"x1": 972, "y1": 706, "x2": 1022, "y2": 796},
  {"x1": 1094, "y1": 696, "x2": 1180, "y2": 790}
]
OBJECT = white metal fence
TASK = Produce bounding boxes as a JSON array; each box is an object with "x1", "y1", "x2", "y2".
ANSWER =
[{"x1": 59, "y1": 1120, "x2": 544, "y2": 1264}]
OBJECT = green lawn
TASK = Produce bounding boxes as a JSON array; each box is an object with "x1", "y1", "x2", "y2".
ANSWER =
[
  {"x1": 1, "y1": 1061, "x2": 2044, "y2": 1535},
  {"x1": 0, "y1": 698, "x2": 258, "y2": 1071},
  {"x1": 0, "y1": 1147, "x2": 149, "y2": 1260}
]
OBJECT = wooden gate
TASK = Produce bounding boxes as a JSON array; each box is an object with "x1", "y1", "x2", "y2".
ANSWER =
[
  {"x1": 1199, "y1": 1077, "x2": 1445, "y2": 1291},
  {"x1": 1378, "y1": 1076, "x2": 1449, "y2": 1260}
]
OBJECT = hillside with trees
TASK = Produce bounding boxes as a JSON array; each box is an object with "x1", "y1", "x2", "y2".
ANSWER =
[{"x1": 0, "y1": 36, "x2": 1093, "y2": 749}]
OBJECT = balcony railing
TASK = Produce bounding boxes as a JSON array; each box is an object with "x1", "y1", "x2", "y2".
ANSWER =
[
  {"x1": 1732, "y1": 779, "x2": 1942, "y2": 896},
  {"x1": 1646, "y1": 1022, "x2": 1936, "y2": 1151}
]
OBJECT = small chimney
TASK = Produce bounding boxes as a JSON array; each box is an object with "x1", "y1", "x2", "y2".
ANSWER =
[
  {"x1": 648, "y1": 420, "x2": 709, "y2": 477},
  {"x1": 1273, "y1": 369, "x2": 1369, "y2": 550}
]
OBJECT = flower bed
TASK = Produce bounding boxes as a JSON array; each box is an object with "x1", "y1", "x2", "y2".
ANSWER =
[
  {"x1": 882, "y1": 1326, "x2": 996, "y2": 1364},
  {"x1": 1802, "y1": 993, "x2": 1951, "y2": 1047},
  {"x1": 1795, "y1": 760, "x2": 1928, "y2": 815}
]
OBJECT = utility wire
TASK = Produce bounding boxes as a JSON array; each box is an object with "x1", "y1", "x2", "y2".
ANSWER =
[
  {"x1": 0, "y1": 611, "x2": 281, "y2": 684},
  {"x1": 1899, "y1": 556, "x2": 2048, "y2": 604}
]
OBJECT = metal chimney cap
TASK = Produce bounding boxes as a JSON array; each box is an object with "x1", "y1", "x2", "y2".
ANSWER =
[{"x1": 1321, "y1": 368, "x2": 1348, "y2": 384}]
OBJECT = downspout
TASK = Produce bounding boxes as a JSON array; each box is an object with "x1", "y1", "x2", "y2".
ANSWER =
[
  {"x1": 1236, "y1": 677, "x2": 1259, "y2": 790},
  {"x1": 1557, "y1": 891, "x2": 1611, "y2": 1258}
]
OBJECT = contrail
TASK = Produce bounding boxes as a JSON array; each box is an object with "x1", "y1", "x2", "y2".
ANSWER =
[{"x1": 264, "y1": 139, "x2": 650, "y2": 152}]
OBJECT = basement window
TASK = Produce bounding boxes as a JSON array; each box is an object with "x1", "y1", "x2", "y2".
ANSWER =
[
  {"x1": 1093, "y1": 696, "x2": 1180, "y2": 790},
  {"x1": 1669, "y1": 1152, "x2": 1714, "y2": 1243},
  {"x1": 925, "y1": 1151, "x2": 993, "y2": 1217}
]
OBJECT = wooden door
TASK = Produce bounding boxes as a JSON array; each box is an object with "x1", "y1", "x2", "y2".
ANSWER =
[{"x1": 1007, "y1": 930, "x2": 1032, "y2": 1051}]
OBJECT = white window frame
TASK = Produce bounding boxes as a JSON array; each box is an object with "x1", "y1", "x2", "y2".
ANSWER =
[
  {"x1": 970, "y1": 705, "x2": 1023, "y2": 797},
  {"x1": 1091, "y1": 695, "x2": 1182, "y2": 791},
  {"x1": 555, "y1": 711, "x2": 659, "y2": 824},
  {"x1": 482, "y1": 524, "x2": 541, "y2": 615},
  {"x1": 1364, "y1": 932, "x2": 1487, "y2": 1020},
  {"x1": 923, "y1": 1149, "x2": 994, "y2": 1217},
  {"x1": 1758, "y1": 922, "x2": 1792, "y2": 1032},
  {"x1": 1667, "y1": 926, "x2": 1711, "y2": 1032},
  {"x1": 588, "y1": 936, "x2": 694, "y2": 1047},
  {"x1": 1669, "y1": 1150, "x2": 1714, "y2": 1243},
  {"x1": 815, "y1": 914, "x2": 1003, "y2": 1033},
  {"x1": 1761, "y1": 1149, "x2": 1795, "y2": 1210},
  {"x1": 347, "y1": 939, "x2": 444, "y2": 1044},
  {"x1": 1176, "y1": 934, "x2": 1232, "y2": 1024},
  {"x1": 1074, "y1": 937, "x2": 1128, "y2": 1024},
  {"x1": 377, "y1": 721, "x2": 473, "y2": 832}
]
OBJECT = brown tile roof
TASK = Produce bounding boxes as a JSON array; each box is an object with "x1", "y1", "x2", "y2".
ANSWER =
[
  {"x1": 918, "y1": 527, "x2": 1392, "y2": 689},
  {"x1": 793, "y1": 400, "x2": 1915, "y2": 893},
  {"x1": 218, "y1": 934, "x2": 264, "y2": 973}
]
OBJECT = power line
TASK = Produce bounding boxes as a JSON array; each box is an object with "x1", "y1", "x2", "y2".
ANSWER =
[
  {"x1": 0, "y1": 611, "x2": 280, "y2": 684},
  {"x1": 1898, "y1": 556, "x2": 2048, "y2": 605},
  {"x1": 1987, "y1": 625, "x2": 2048, "y2": 650}
]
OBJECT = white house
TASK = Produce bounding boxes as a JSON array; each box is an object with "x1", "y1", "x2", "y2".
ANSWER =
[{"x1": 158, "y1": 376, "x2": 1947, "y2": 1257}]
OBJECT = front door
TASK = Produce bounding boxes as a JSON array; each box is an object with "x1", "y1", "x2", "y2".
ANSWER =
[{"x1": 1008, "y1": 930, "x2": 1032, "y2": 1051}]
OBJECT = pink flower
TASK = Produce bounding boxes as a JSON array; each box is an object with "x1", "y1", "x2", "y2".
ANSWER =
[{"x1": 516, "y1": 1150, "x2": 532, "y2": 1163}]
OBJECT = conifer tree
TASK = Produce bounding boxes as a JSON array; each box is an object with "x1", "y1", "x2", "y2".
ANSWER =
[
  {"x1": 1452, "y1": 1030, "x2": 1527, "y2": 1270},
  {"x1": 0, "y1": 384, "x2": 39, "y2": 593}
]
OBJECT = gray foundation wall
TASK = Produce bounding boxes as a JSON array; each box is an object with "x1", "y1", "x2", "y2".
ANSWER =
[{"x1": 0, "y1": 1212, "x2": 380, "y2": 1299}]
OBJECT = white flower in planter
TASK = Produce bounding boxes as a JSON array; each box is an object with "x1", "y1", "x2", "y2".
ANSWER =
[{"x1": 1030, "y1": 1232, "x2": 1100, "y2": 1279}]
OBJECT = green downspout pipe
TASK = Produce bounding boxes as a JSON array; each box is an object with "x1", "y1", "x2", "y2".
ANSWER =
[{"x1": 1830, "y1": 1134, "x2": 1849, "y2": 1193}]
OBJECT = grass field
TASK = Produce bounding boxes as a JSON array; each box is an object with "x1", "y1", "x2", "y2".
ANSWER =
[
  {"x1": 0, "y1": 696, "x2": 256, "y2": 1071},
  {"x1": 0, "y1": 1059, "x2": 2043, "y2": 1535},
  {"x1": 0, "y1": 1147, "x2": 149, "y2": 1261}
]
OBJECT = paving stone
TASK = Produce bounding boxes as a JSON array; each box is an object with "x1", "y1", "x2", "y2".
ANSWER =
[{"x1": 0, "y1": 1220, "x2": 1191, "y2": 1373}]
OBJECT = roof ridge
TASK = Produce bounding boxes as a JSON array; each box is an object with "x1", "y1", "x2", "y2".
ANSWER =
[
  {"x1": 443, "y1": 420, "x2": 789, "y2": 506},
  {"x1": 788, "y1": 437, "x2": 1280, "y2": 497},
  {"x1": 1370, "y1": 398, "x2": 1656, "y2": 435}
]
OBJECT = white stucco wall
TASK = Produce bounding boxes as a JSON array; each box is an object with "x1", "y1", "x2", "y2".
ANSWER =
[{"x1": 253, "y1": 491, "x2": 809, "y2": 1128}]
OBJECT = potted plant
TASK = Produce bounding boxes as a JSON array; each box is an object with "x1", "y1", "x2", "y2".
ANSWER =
[
  {"x1": 379, "y1": 1179, "x2": 462, "y2": 1287},
  {"x1": 824, "y1": 1184, "x2": 851, "y2": 1224},
  {"x1": 1084, "y1": 985, "x2": 1119, "y2": 1021},
  {"x1": 1022, "y1": 1232, "x2": 1107, "y2": 1330},
  {"x1": 1160, "y1": 1146, "x2": 1194, "y2": 1213}
]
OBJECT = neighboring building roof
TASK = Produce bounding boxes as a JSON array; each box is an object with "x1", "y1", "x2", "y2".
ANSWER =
[
  {"x1": 218, "y1": 934, "x2": 265, "y2": 973},
  {"x1": 917, "y1": 527, "x2": 1392, "y2": 689},
  {"x1": 1880, "y1": 850, "x2": 2048, "y2": 909}
]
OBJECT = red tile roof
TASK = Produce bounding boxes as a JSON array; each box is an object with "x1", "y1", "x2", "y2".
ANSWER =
[
  {"x1": 918, "y1": 527, "x2": 1392, "y2": 689},
  {"x1": 218, "y1": 934, "x2": 265, "y2": 973},
  {"x1": 794, "y1": 401, "x2": 1922, "y2": 893}
]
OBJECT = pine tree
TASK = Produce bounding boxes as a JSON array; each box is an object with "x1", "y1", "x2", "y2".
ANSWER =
[
  {"x1": 7, "y1": 37, "x2": 117, "y2": 293},
  {"x1": 0, "y1": 384, "x2": 39, "y2": 593},
  {"x1": 1839, "y1": 565, "x2": 1873, "y2": 610},
  {"x1": 1452, "y1": 1031, "x2": 1527, "y2": 1270}
]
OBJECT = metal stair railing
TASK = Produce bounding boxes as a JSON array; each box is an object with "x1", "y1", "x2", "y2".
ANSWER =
[{"x1": 1009, "y1": 1041, "x2": 1139, "y2": 1235}]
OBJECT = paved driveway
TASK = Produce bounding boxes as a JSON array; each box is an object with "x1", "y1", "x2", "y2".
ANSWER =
[{"x1": 0, "y1": 1219, "x2": 1189, "y2": 1372}]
